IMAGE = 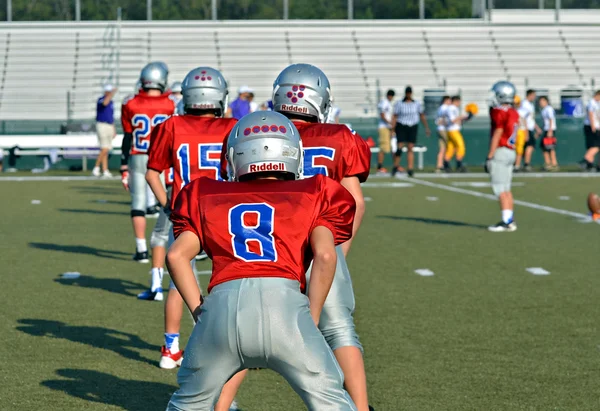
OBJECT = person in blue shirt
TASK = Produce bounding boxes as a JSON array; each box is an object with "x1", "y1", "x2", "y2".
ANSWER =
[
  {"x1": 93, "y1": 84, "x2": 118, "y2": 177},
  {"x1": 226, "y1": 85, "x2": 253, "y2": 119}
]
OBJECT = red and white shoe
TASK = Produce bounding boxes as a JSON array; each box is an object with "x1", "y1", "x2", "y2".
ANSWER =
[{"x1": 159, "y1": 346, "x2": 184, "y2": 369}]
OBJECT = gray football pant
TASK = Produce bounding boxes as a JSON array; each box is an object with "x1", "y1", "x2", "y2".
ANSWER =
[
  {"x1": 305, "y1": 245, "x2": 362, "y2": 352},
  {"x1": 128, "y1": 154, "x2": 149, "y2": 213},
  {"x1": 150, "y1": 186, "x2": 173, "y2": 249},
  {"x1": 166, "y1": 278, "x2": 357, "y2": 411},
  {"x1": 490, "y1": 147, "x2": 516, "y2": 196}
]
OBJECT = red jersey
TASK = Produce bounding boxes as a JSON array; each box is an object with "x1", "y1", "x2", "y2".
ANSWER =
[
  {"x1": 490, "y1": 106, "x2": 520, "y2": 150},
  {"x1": 121, "y1": 91, "x2": 177, "y2": 156},
  {"x1": 147, "y1": 115, "x2": 238, "y2": 208},
  {"x1": 171, "y1": 174, "x2": 355, "y2": 292},
  {"x1": 220, "y1": 123, "x2": 371, "y2": 183}
]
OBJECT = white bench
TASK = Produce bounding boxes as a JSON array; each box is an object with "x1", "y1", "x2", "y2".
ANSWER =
[
  {"x1": 369, "y1": 145, "x2": 428, "y2": 170},
  {"x1": 0, "y1": 134, "x2": 124, "y2": 171}
]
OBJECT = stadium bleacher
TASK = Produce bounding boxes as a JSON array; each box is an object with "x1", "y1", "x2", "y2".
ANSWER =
[{"x1": 0, "y1": 20, "x2": 599, "y2": 121}]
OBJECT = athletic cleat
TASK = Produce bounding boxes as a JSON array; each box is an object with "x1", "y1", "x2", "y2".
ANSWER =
[
  {"x1": 159, "y1": 346, "x2": 184, "y2": 369},
  {"x1": 102, "y1": 170, "x2": 113, "y2": 178},
  {"x1": 390, "y1": 166, "x2": 398, "y2": 177},
  {"x1": 488, "y1": 221, "x2": 517, "y2": 232},
  {"x1": 457, "y1": 165, "x2": 468, "y2": 173},
  {"x1": 523, "y1": 165, "x2": 532, "y2": 172},
  {"x1": 195, "y1": 251, "x2": 209, "y2": 261},
  {"x1": 407, "y1": 169, "x2": 414, "y2": 177},
  {"x1": 229, "y1": 400, "x2": 240, "y2": 411},
  {"x1": 133, "y1": 251, "x2": 149, "y2": 263},
  {"x1": 137, "y1": 288, "x2": 163, "y2": 301},
  {"x1": 369, "y1": 406, "x2": 375, "y2": 411},
  {"x1": 376, "y1": 167, "x2": 388, "y2": 175},
  {"x1": 146, "y1": 204, "x2": 160, "y2": 218}
]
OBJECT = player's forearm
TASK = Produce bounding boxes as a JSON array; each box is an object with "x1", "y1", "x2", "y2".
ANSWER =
[
  {"x1": 391, "y1": 115, "x2": 398, "y2": 129},
  {"x1": 166, "y1": 232, "x2": 202, "y2": 319},
  {"x1": 341, "y1": 196, "x2": 365, "y2": 256},
  {"x1": 120, "y1": 132, "x2": 132, "y2": 166},
  {"x1": 145, "y1": 169, "x2": 168, "y2": 208},
  {"x1": 308, "y1": 227, "x2": 337, "y2": 326},
  {"x1": 421, "y1": 114, "x2": 429, "y2": 129}
]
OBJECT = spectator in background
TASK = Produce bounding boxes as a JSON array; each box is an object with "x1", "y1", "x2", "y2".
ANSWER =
[
  {"x1": 92, "y1": 84, "x2": 117, "y2": 177},
  {"x1": 391, "y1": 86, "x2": 430, "y2": 177},
  {"x1": 226, "y1": 86, "x2": 253, "y2": 119},
  {"x1": 260, "y1": 99, "x2": 274, "y2": 111},
  {"x1": 327, "y1": 101, "x2": 341, "y2": 124},
  {"x1": 580, "y1": 90, "x2": 600, "y2": 171},
  {"x1": 435, "y1": 95, "x2": 450, "y2": 173},
  {"x1": 539, "y1": 96, "x2": 559, "y2": 171},
  {"x1": 376, "y1": 89, "x2": 395, "y2": 174},
  {"x1": 170, "y1": 81, "x2": 183, "y2": 104},
  {"x1": 520, "y1": 89, "x2": 540, "y2": 172},
  {"x1": 248, "y1": 92, "x2": 259, "y2": 113}
]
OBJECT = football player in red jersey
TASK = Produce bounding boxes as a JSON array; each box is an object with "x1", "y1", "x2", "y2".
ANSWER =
[
  {"x1": 145, "y1": 68, "x2": 237, "y2": 376},
  {"x1": 486, "y1": 81, "x2": 520, "y2": 232},
  {"x1": 165, "y1": 111, "x2": 357, "y2": 411},
  {"x1": 120, "y1": 62, "x2": 177, "y2": 263},
  {"x1": 219, "y1": 64, "x2": 373, "y2": 411}
]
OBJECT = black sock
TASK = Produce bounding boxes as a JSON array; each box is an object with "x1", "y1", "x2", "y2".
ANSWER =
[
  {"x1": 443, "y1": 160, "x2": 449, "y2": 169},
  {"x1": 456, "y1": 160, "x2": 463, "y2": 168},
  {"x1": 377, "y1": 163, "x2": 383, "y2": 169}
]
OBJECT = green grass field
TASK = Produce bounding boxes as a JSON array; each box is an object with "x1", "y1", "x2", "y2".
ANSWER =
[{"x1": 2, "y1": 174, "x2": 600, "y2": 410}]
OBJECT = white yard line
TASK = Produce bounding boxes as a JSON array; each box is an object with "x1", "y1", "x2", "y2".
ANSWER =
[
  {"x1": 370, "y1": 172, "x2": 600, "y2": 179},
  {"x1": 0, "y1": 175, "x2": 120, "y2": 182},
  {"x1": 407, "y1": 178, "x2": 590, "y2": 220}
]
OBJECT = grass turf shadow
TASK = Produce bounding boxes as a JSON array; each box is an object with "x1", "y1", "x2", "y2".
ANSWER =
[
  {"x1": 377, "y1": 215, "x2": 488, "y2": 229},
  {"x1": 42, "y1": 368, "x2": 175, "y2": 411},
  {"x1": 29, "y1": 242, "x2": 131, "y2": 261},
  {"x1": 17, "y1": 319, "x2": 159, "y2": 366},
  {"x1": 58, "y1": 208, "x2": 129, "y2": 216},
  {"x1": 55, "y1": 275, "x2": 146, "y2": 297}
]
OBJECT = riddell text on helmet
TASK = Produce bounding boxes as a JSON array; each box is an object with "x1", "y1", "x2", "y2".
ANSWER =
[
  {"x1": 281, "y1": 104, "x2": 309, "y2": 114},
  {"x1": 249, "y1": 162, "x2": 286, "y2": 172}
]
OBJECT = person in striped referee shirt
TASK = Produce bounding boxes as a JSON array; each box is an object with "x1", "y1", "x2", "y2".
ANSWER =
[{"x1": 391, "y1": 86, "x2": 430, "y2": 177}]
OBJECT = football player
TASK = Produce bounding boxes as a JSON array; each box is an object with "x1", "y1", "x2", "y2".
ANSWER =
[
  {"x1": 435, "y1": 95, "x2": 450, "y2": 173},
  {"x1": 443, "y1": 95, "x2": 471, "y2": 173},
  {"x1": 166, "y1": 111, "x2": 357, "y2": 411},
  {"x1": 220, "y1": 64, "x2": 372, "y2": 411},
  {"x1": 145, "y1": 67, "x2": 237, "y2": 376},
  {"x1": 486, "y1": 81, "x2": 520, "y2": 232},
  {"x1": 120, "y1": 62, "x2": 177, "y2": 263}
]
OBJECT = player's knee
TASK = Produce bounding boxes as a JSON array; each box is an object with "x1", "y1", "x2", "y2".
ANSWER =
[
  {"x1": 323, "y1": 327, "x2": 363, "y2": 353},
  {"x1": 131, "y1": 209, "x2": 145, "y2": 218},
  {"x1": 150, "y1": 232, "x2": 168, "y2": 249}
]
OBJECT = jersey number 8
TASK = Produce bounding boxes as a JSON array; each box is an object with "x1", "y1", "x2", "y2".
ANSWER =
[
  {"x1": 132, "y1": 114, "x2": 169, "y2": 153},
  {"x1": 228, "y1": 203, "x2": 277, "y2": 262}
]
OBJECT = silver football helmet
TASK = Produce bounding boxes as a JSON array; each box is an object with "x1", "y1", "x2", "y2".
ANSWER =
[
  {"x1": 489, "y1": 81, "x2": 517, "y2": 107},
  {"x1": 170, "y1": 81, "x2": 183, "y2": 94},
  {"x1": 226, "y1": 111, "x2": 303, "y2": 181},
  {"x1": 181, "y1": 67, "x2": 228, "y2": 116},
  {"x1": 139, "y1": 61, "x2": 169, "y2": 92},
  {"x1": 273, "y1": 63, "x2": 332, "y2": 123}
]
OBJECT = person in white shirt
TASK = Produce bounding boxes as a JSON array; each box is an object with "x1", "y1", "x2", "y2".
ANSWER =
[
  {"x1": 443, "y1": 96, "x2": 471, "y2": 172},
  {"x1": 377, "y1": 89, "x2": 395, "y2": 173},
  {"x1": 327, "y1": 104, "x2": 342, "y2": 124},
  {"x1": 520, "y1": 90, "x2": 541, "y2": 171},
  {"x1": 580, "y1": 90, "x2": 600, "y2": 171},
  {"x1": 539, "y1": 96, "x2": 559, "y2": 171},
  {"x1": 435, "y1": 95, "x2": 450, "y2": 173}
]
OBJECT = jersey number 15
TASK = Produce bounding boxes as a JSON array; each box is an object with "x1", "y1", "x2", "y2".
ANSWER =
[{"x1": 176, "y1": 143, "x2": 223, "y2": 187}]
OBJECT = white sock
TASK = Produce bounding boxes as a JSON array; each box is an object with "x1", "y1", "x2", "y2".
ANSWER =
[
  {"x1": 151, "y1": 267, "x2": 163, "y2": 292},
  {"x1": 502, "y1": 209, "x2": 514, "y2": 224},
  {"x1": 135, "y1": 238, "x2": 147, "y2": 253},
  {"x1": 170, "y1": 337, "x2": 180, "y2": 354}
]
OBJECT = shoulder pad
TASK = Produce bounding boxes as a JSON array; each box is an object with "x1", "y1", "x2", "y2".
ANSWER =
[{"x1": 122, "y1": 94, "x2": 135, "y2": 105}]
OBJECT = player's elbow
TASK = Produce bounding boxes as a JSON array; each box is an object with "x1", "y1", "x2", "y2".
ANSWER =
[
  {"x1": 313, "y1": 248, "x2": 336, "y2": 268},
  {"x1": 145, "y1": 169, "x2": 157, "y2": 185},
  {"x1": 354, "y1": 196, "x2": 366, "y2": 218}
]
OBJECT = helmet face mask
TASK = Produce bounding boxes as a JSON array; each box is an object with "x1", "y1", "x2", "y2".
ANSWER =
[
  {"x1": 489, "y1": 81, "x2": 517, "y2": 107},
  {"x1": 140, "y1": 61, "x2": 169, "y2": 93},
  {"x1": 226, "y1": 111, "x2": 303, "y2": 182},
  {"x1": 181, "y1": 67, "x2": 229, "y2": 116},
  {"x1": 272, "y1": 64, "x2": 332, "y2": 123}
]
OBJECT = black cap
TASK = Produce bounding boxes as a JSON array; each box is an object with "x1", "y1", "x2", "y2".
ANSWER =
[
  {"x1": 386, "y1": 89, "x2": 395, "y2": 97},
  {"x1": 405, "y1": 86, "x2": 413, "y2": 94}
]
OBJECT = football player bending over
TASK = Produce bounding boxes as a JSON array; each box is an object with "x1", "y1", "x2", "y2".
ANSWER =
[
  {"x1": 120, "y1": 62, "x2": 177, "y2": 262},
  {"x1": 165, "y1": 111, "x2": 357, "y2": 411},
  {"x1": 486, "y1": 81, "x2": 520, "y2": 232},
  {"x1": 220, "y1": 64, "x2": 373, "y2": 411},
  {"x1": 144, "y1": 67, "x2": 238, "y2": 380}
]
